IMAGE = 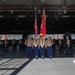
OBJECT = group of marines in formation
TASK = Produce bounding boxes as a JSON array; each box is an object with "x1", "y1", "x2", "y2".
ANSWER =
[
  {"x1": 25, "y1": 35, "x2": 53, "y2": 59},
  {"x1": 25, "y1": 35, "x2": 71, "y2": 59}
]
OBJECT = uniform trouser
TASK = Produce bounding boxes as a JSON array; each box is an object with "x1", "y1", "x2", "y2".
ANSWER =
[
  {"x1": 26, "y1": 46, "x2": 32, "y2": 58},
  {"x1": 34, "y1": 46, "x2": 38, "y2": 58},
  {"x1": 47, "y1": 46, "x2": 52, "y2": 57},
  {"x1": 40, "y1": 47, "x2": 44, "y2": 58}
]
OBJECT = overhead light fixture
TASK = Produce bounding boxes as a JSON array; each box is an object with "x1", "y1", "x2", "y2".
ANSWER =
[
  {"x1": 2, "y1": 0, "x2": 6, "y2": 1},
  {"x1": 41, "y1": 0, "x2": 44, "y2": 1},
  {"x1": 17, "y1": 15, "x2": 26, "y2": 18},
  {"x1": 35, "y1": 7, "x2": 36, "y2": 10},
  {"x1": 64, "y1": 9, "x2": 67, "y2": 14},
  {"x1": 0, "y1": 15, "x2": 3, "y2": 18},
  {"x1": 11, "y1": 10, "x2": 13, "y2": 14},
  {"x1": 62, "y1": 15, "x2": 70, "y2": 18}
]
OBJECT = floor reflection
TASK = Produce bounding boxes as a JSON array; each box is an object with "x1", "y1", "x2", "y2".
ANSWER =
[{"x1": 0, "y1": 58, "x2": 33, "y2": 75}]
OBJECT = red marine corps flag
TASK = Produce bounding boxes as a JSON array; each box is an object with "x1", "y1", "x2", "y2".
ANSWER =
[
  {"x1": 34, "y1": 7, "x2": 38, "y2": 36},
  {"x1": 40, "y1": 9, "x2": 46, "y2": 38}
]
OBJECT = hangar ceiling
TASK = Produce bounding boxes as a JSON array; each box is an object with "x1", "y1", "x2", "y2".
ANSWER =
[{"x1": 0, "y1": 0, "x2": 75, "y2": 34}]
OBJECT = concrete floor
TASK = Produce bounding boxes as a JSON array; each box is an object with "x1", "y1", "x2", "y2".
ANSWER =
[
  {"x1": 0, "y1": 58, "x2": 29, "y2": 75},
  {"x1": 0, "y1": 50, "x2": 31, "y2": 75},
  {"x1": 17, "y1": 58, "x2": 75, "y2": 75},
  {"x1": 0, "y1": 50, "x2": 75, "y2": 75}
]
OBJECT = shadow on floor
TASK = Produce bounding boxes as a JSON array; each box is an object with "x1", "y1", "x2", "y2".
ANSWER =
[
  {"x1": 0, "y1": 49, "x2": 33, "y2": 75},
  {"x1": 10, "y1": 58, "x2": 33, "y2": 75}
]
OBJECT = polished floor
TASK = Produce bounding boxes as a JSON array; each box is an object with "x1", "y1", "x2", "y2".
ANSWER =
[
  {"x1": 0, "y1": 50, "x2": 75, "y2": 75},
  {"x1": 17, "y1": 58, "x2": 75, "y2": 75},
  {"x1": 0, "y1": 50, "x2": 31, "y2": 75}
]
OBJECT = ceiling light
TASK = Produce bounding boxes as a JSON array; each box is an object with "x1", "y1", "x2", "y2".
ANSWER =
[
  {"x1": 17, "y1": 15, "x2": 26, "y2": 18},
  {"x1": 2, "y1": 0, "x2": 6, "y2": 1},
  {"x1": 41, "y1": 0, "x2": 44, "y2": 1},
  {"x1": 62, "y1": 15, "x2": 70, "y2": 18},
  {"x1": 35, "y1": 7, "x2": 36, "y2": 10},
  {"x1": 11, "y1": 10, "x2": 13, "y2": 14},
  {"x1": 64, "y1": 10, "x2": 67, "y2": 14},
  {"x1": 0, "y1": 15, "x2": 3, "y2": 18}
]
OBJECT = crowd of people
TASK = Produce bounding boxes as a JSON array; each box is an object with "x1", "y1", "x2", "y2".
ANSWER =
[
  {"x1": 24, "y1": 35, "x2": 73, "y2": 59},
  {"x1": 0, "y1": 35, "x2": 74, "y2": 59},
  {"x1": 0, "y1": 39, "x2": 23, "y2": 56}
]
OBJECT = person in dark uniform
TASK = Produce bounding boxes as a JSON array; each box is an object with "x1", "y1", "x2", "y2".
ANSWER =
[
  {"x1": 58, "y1": 39, "x2": 62, "y2": 55},
  {"x1": 40, "y1": 38, "x2": 45, "y2": 59},
  {"x1": 33, "y1": 37, "x2": 39, "y2": 59},
  {"x1": 4, "y1": 40, "x2": 9, "y2": 52},
  {"x1": 63, "y1": 36, "x2": 71, "y2": 55},
  {"x1": 11, "y1": 39, "x2": 16, "y2": 50},
  {"x1": 17, "y1": 39, "x2": 22, "y2": 52}
]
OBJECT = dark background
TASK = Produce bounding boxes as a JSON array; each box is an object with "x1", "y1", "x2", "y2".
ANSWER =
[{"x1": 0, "y1": 0, "x2": 75, "y2": 34}]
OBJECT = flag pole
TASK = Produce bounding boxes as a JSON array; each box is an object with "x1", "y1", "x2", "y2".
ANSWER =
[{"x1": 34, "y1": 7, "x2": 38, "y2": 37}]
